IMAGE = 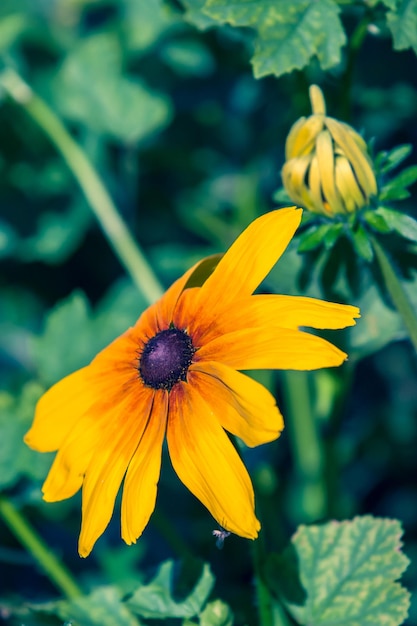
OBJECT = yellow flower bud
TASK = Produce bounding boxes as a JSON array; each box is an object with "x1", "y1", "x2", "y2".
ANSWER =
[{"x1": 282, "y1": 85, "x2": 377, "y2": 217}]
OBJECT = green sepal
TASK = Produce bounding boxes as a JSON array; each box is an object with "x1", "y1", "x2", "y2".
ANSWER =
[
  {"x1": 183, "y1": 254, "x2": 222, "y2": 289},
  {"x1": 374, "y1": 144, "x2": 412, "y2": 175},
  {"x1": 297, "y1": 223, "x2": 334, "y2": 252},
  {"x1": 379, "y1": 164, "x2": 417, "y2": 201},
  {"x1": 272, "y1": 186, "x2": 293, "y2": 204},
  {"x1": 375, "y1": 206, "x2": 417, "y2": 242},
  {"x1": 322, "y1": 222, "x2": 345, "y2": 249},
  {"x1": 350, "y1": 223, "x2": 374, "y2": 262},
  {"x1": 362, "y1": 210, "x2": 391, "y2": 234}
]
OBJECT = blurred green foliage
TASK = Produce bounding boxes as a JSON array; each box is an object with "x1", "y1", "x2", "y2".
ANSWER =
[{"x1": 1, "y1": 0, "x2": 417, "y2": 625}]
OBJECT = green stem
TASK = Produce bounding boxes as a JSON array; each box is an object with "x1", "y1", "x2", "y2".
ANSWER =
[
  {"x1": 252, "y1": 532, "x2": 292, "y2": 626},
  {"x1": 252, "y1": 532, "x2": 274, "y2": 626},
  {"x1": 281, "y1": 371, "x2": 326, "y2": 521},
  {"x1": 0, "y1": 496, "x2": 83, "y2": 599},
  {"x1": 372, "y1": 236, "x2": 417, "y2": 352},
  {"x1": 339, "y1": 14, "x2": 371, "y2": 121},
  {"x1": 0, "y1": 67, "x2": 163, "y2": 305}
]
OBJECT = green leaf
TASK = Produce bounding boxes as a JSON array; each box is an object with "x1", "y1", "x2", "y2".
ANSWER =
[
  {"x1": 298, "y1": 223, "x2": 334, "y2": 252},
  {"x1": 18, "y1": 199, "x2": 92, "y2": 264},
  {"x1": 270, "y1": 516, "x2": 410, "y2": 626},
  {"x1": 31, "y1": 282, "x2": 147, "y2": 386},
  {"x1": 121, "y1": 0, "x2": 178, "y2": 52},
  {"x1": 181, "y1": 0, "x2": 220, "y2": 29},
  {"x1": 126, "y1": 560, "x2": 215, "y2": 619},
  {"x1": 0, "y1": 383, "x2": 52, "y2": 489},
  {"x1": 368, "y1": 0, "x2": 397, "y2": 7},
  {"x1": 30, "y1": 291, "x2": 95, "y2": 385},
  {"x1": 375, "y1": 206, "x2": 417, "y2": 241},
  {"x1": 203, "y1": 0, "x2": 346, "y2": 78},
  {"x1": 0, "y1": 13, "x2": 30, "y2": 53},
  {"x1": 161, "y1": 40, "x2": 215, "y2": 77},
  {"x1": 199, "y1": 600, "x2": 234, "y2": 626},
  {"x1": 38, "y1": 587, "x2": 142, "y2": 626},
  {"x1": 52, "y1": 34, "x2": 172, "y2": 143},
  {"x1": 387, "y1": 0, "x2": 417, "y2": 55},
  {"x1": 0, "y1": 218, "x2": 17, "y2": 257},
  {"x1": 350, "y1": 224, "x2": 374, "y2": 261},
  {"x1": 347, "y1": 284, "x2": 405, "y2": 358}
]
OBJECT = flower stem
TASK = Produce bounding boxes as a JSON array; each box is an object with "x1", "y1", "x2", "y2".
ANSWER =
[
  {"x1": 252, "y1": 531, "x2": 292, "y2": 626},
  {"x1": 0, "y1": 496, "x2": 83, "y2": 599},
  {"x1": 281, "y1": 371, "x2": 326, "y2": 521},
  {"x1": 252, "y1": 532, "x2": 274, "y2": 626},
  {"x1": 0, "y1": 67, "x2": 164, "y2": 305},
  {"x1": 371, "y1": 236, "x2": 417, "y2": 352},
  {"x1": 339, "y1": 13, "x2": 371, "y2": 121}
]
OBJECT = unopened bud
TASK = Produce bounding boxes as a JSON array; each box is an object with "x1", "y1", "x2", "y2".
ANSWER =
[{"x1": 282, "y1": 85, "x2": 377, "y2": 217}]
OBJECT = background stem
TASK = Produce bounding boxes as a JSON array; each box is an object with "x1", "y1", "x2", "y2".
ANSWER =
[
  {"x1": 0, "y1": 67, "x2": 163, "y2": 305},
  {"x1": 281, "y1": 371, "x2": 326, "y2": 522},
  {"x1": 339, "y1": 13, "x2": 370, "y2": 120},
  {"x1": 0, "y1": 497, "x2": 83, "y2": 599}
]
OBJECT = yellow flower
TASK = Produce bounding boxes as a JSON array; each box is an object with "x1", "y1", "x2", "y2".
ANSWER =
[
  {"x1": 25, "y1": 208, "x2": 360, "y2": 557},
  {"x1": 282, "y1": 85, "x2": 377, "y2": 216}
]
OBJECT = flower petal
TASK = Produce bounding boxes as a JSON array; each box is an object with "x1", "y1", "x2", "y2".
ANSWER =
[
  {"x1": 175, "y1": 292, "x2": 359, "y2": 347},
  {"x1": 197, "y1": 327, "x2": 348, "y2": 371},
  {"x1": 78, "y1": 388, "x2": 155, "y2": 557},
  {"x1": 195, "y1": 208, "x2": 302, "y2": 312},
  {"x1": 121, "y1": 391, "x2": 168, "y2": 545},
  {"x1": 188, "y1": 364, "x2": 283, "y2": 447},
  {"x1": 167, "y1": 383, "x2": 260, "y2": 539},
  {"x1": 24, "y1": 367, "x2": 97, "y2": 453}
]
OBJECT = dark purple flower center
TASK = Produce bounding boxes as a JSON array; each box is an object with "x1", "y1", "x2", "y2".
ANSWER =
[{"x1": 139, "y1": 327, "x2": 195, "y2": 391}]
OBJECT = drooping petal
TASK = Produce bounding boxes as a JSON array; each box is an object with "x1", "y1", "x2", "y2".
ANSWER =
[
  {"x1": 285, "y1": 115, "x2": 323, "y2": 159},
  {"x1": 334, "y1": 154, "x2": 366, "y2": 212},
  {"x1": 325, "y1": 117, "x2": 377, "y2": 196},
  {"x1": 78, "y1": 388, "x2": 155, "y2": 557},
  {"x1": 121, "y1": 391, "x2": 168, "y2": 545},
  {"x1": 167, "y1": 383, "x2": 260, "y2": 539},
  {"x1": 197, "y1": 326, "x2": 349, "y2": 371},
  {"x1": 308, "y1": 154, "x2": 327, "y2": 214},
  {"x1": 316, "y1": 129, "x2": 345, "y2": 214},
  {"x1": 188, "y1": 364, "x2": 283, "y2": 447},
  {"x1": 282, "y1": 156, "x2": 314, "y2": 211},
  {"x1": 195, "y1": 208, "x2": 302, "y2": 313}
]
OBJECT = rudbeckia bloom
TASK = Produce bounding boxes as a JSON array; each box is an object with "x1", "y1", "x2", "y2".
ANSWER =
[
  {"x1": 25, "y1": 208, "x2": 359, "y2": 557},
  {"x1": 282, "y1": 85, "x2": 377, "y2": 216}
]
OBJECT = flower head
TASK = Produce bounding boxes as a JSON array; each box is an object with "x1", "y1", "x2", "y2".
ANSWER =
[
  {"x1": 25, "y1": 208, "x2": 360, "y2": 557},
  {"x1": 282, "y1": 85, "x2": 377, "y2": 216}
]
